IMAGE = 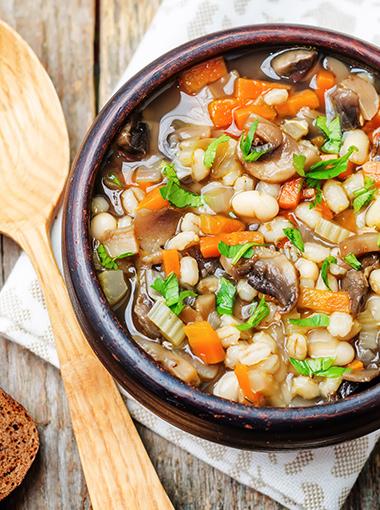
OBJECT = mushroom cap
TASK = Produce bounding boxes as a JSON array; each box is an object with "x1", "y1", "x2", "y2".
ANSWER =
[
  {"x1": 271, "y1": 48, "x2": 318, "y2": 82},
  {"x1": 341, "y1": 75, "x2": 379, "y2": 121}
]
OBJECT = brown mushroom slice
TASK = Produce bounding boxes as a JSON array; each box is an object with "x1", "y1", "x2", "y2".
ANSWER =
[
  {"x1": 116, "y1": 117, "x2": 150, "y2": 159},
  {"x1": 233, "y1": 251, "x2": 299, "y2": 312},
  {"x1": 329, "y1": 86, "x2": 361, "y2": 130},
  {"x1": 134, "y1": 207, "x2": 182, "y2": 253},
  {"x1": 324, "y1": 56, "x2": 350, "y2": 82},
  {"x1": 341, "y1": 75, "x2": 379, "y2": 121},
  {"x1": 271, "y1": 48, "x2": 318, "y2": 82},
  {"x1": 341, "y1": 269, "x2": 369, "y2": 316},
  {"x1": 339, "y1": 233, "x2": 380, "y2": 258},
  {"x1": 343, "y1": 368, "x2": 380, "y2": 383}
]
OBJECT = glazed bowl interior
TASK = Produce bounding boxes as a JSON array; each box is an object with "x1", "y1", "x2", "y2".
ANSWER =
[{"x1": 63, "y1": 25, "x2": 380, "y2": 450}]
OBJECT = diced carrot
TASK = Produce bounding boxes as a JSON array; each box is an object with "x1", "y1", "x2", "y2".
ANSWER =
[
  {"x1": 347, "y1": 360, "x2": 364, "y2": 371},
  {"x1": 162, "y1": 249, "x2": 180, "y2": 278},
  {"x1": 315, "y1": 69, "x2": 336, "y2": 106},
  {"x1": 200, "y1": 214, "x2": 244, "y2": 235},
  {"x1": 315, "y1": 200, "x2": 334, "y2": 220},
  {"x1": 298, "y1": 287, "x2": 351, "y2": 314},
  {"x1": 362, "y1": 161, "x2": 380, "y2": 187},
  {"x1": 278, "y1": 177, "x2": 303, "y2": 210},
  {"x1": 135, "y1": 181, "x2": 155, "y2": 192},
  {"x1": 363, "y1": 109, "x2": 380, "y2": 135},
  {"x1": 208, "y1": 98, "x2": 242, "y2": 128},
  {"x1": 179, "y1": 57, "x2": 228, "y2": 95},
  {"x1": 234, "y1": 103, "x2": 277, "y2": 130},
  {"x1": 337, "y1": 161, "x2": 355, "y2": 181},
  {"x1": 137, "y1": 186, "x2": 168, "y2": 210},
  {"x1": 280, "y1": 210, "x2": 297, "y2": 225},
  {"x1": 234, "y1": 364, "x2": 265, "y2": 406},
  {"x1": 234, "y1": 78, "x2": 290, "y2": 100},
  {"x1": 276, "y1": 89, "x2": 320, "y2": 117},
  {"x1": 184, "y1": 321, "x2": 225, "y2": 364},
  {"x1": 199, "y1": 231, "x2": 265, "y2": 258},
  {"x1": 276, "y1": 237, "x2": 289, "y2": 250}
]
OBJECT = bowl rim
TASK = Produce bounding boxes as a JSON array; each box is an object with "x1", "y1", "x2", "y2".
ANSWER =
[{"x1": 64, "y1": 24, "x2": 380, "y2": 441}]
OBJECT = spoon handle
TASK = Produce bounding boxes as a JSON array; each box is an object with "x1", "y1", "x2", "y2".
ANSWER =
[{"x1": 16, "y1": 223, "x2": 174, "y2": 510}]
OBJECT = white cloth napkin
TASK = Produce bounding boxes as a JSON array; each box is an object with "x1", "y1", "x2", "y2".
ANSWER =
[{"x1": 1, "y1": 1, "x2": 379, "y2": 509}]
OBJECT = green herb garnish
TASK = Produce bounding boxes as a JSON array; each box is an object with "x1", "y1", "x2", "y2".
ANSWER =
[
  {"x1": 160, "y1": 163, "x2": 203, "y2": 208},
  {"x1": 352, "y1": 177, "x2": 376, "y2": 212},
  {"x1": 344, "y1": 252, "x2": 362, "y2": 270},
  {"x1": 203, "y1": 135, "x2": 230, "y2": 168},
  {"x1": 107, "y1": 173, "x2": 124, "y2": 188},
  {"x1": 236, "y1": 297, "x2": 270, "y2": 331},
  {"x1": 97, "y1": 244, "x2": 133, "y2": 270},
  {"x1": 306, "y1": 146, "x2": 357, "y2": 180},
  {"x1": 308, "y1": 183, "x2": 323, "y2": 210},
  {"x1": 315, "y1": 116, "x2": 342, "y2": 154},
  {"x1": 288, "y1": 313, "x2": 330, "y2": 328},
  {"x1": 218, "y1": 241, "x2": 257, "y2": 264},
  {"x1": 293, "y1": 153, "x2": 306, "y2": 176},
  {"x1": 152, "y1": 272, "x2": 196, "y2": 315},
  {"x1": 289, "y1": 357, "x2": 350, "y2": 378},
  {"x1": 239, "y1": 120, "x2": 271, "y2": 162},
  {"x1": 283, "y1": 227, "x2": 304, "y2": 252},
  {"x1": 320, "y1": 255, "x2": 337, "y2": 290},
  {"x1": 216, "y1": 277, "x2": 236, "y2": 316}
]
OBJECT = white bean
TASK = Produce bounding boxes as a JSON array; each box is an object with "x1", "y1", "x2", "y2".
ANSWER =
[
  {"x1": 327, "y1": 312, "x2": 353, "y2": 338},
  {"x1": 91, "y1": 196, "x2": 109, "y2": 215},
  {"x1": 180, "y1": 256, "x2": 199, "y2": 287},
  {"x1": 237, "y1": 279, "x2": 257, "y2": 301},
  {"x1": 335, "y1": 342, "x2": 355, "y2": 366},
  {"x1": 90, "y1": 212, "x2": 117, "y2": 241},
  {"x1": 232, "y1": 190, "x2": 279, "y2": 222},
  {"x1": 316, "y1": 272, "x2": 338, "y2": 291},
  {"x1": 121, "y1": 187, "x2": 145, "y2": 216},
  {"x1": 295, "y1": 258, "x2": 319, "y2": 281},
  {"x1": 323, "y1": 180, "x2": 349, "y2": 214},
  {"x1": 369, "y1": 269, "x2": 380, "y2": 295},
  {"x1": 343, "y1": 172, "x2": 364, "y2": 199},
  {"x1": 259, "y1": 217, "x2": 293, "y2": 243},
  {"x1": 304, "y1": 242, "x2": 331, "y2": 263},
  {"x1": 340, "y1": 129, "x2": 369, "y2": 165},
  {"x1": 234, "y1": 175, "x2": 254, "y2": 192},
  {"x1": 117, "y1": 215, "x2": 133, "y2": 228},
  {"x1": 213, "y1": 372, "x2": 240, "y2": 401},
  {"x1": 239, "y1": 343, "x2": 272, "y2": 366},
  {"x1": 166, "y1": 231, "x2": 199, "y2": 250},
  {"x1": 365, "y1": 197, "x2": 380, "y2": 229},
  {"x1": 295, "y1": 202, "x2": 322, "y2": 229}
]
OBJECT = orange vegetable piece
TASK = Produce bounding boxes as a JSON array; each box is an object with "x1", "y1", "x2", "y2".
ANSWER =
[
  {"x1": 135, "y1": 180, "x2": 155, "y2": 192},
  {"x1": 208, "y1": 98, "x2": 241, "y2": 128},
  {"x1": 315, "y1": 200, "x2": 334, "y2": 220},
  {"x1": 234, "y1": 364, "x2": 265, "y2": 406},
  {"x1": 234, "y1": 103, "x2": 277, "y2": 130},
  {"x1": 162, "y1": 249, "x2": 180, "y2": 278},
  {"x1": 179, "y1": 57, "x2": 228, "y2": 95},
  {"x1": 363, "y1": 109, "x2": 380, "y2": 135},
  {"x1": 337, "y1": 161, "x2": 355, "y2": 181},
  {"x1": 276, "y1": 89, "x2": 320, "y2": 117},
  {"x1": 347, "y1": 360, "x2": 364, "y2": 371},
  {"x1": 234, "y1": 78, "x2": 290, "y2": 100},
  {"x1": 362, "y1": 161, "x2": 380, "y2": 187},
  {"x1": 315, "y1": 69, "x2": 336, "y2": 106},
  {"x1": 137, "y1": 186, "x2": 168, "y2": 210},
  {"x1": 199, "y1": 231, "x2": 265, "y2": 258},
  {"x1": 184, "y1": 321, "x2": 225, "y2": 364},
  {"x1": 298, "y1": 287, "x2": 351, "y2": 314},
  {"x1": 278, "y1": 178, "x2": 303, "y2": 210},
  {"x1": 200, "y1": 214, "x2": 244, "y2": 235}
]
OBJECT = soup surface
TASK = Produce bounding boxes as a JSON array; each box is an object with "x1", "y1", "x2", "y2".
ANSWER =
[{"x1": 90, "y1": 47, "x2": 380, "y2": 407}]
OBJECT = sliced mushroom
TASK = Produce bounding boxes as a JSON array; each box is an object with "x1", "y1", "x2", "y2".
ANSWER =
[
  {"x1": 133, "y1": 283, "x2": 161, "y2": 339},
  {"x1": 341, "y1": 75, "x2": 379, "y2": 121},
  {"x1": 329, "y1": 86, "x2": 361, "y2": 130},
  {"x1": 116, "y1": 117, "x2": 150, "y2": 159},
  {"x1": 324, "y1": 56, "x2": 350, "y2": 82},
  {"x1": 361, "y1": 253, "x2": 380, "y2": 278},
  {"x1": 370, "y1": 128, "x2": 380, "y2": 160},
  {"x1": 343, "y1": 368, "x2": 380, "y2": 383},
  {"x1": 271, "y1": 48, "x2": 318, "y2": 82},
  {"x1": 341, "y1": 269, "x2": 369, "y2": 316},
  {"x1": 134, "y1": 208, "x2": 182, "y2": 254},
  {"x1": 339, "y1": 233, "x2": 380, "y2": 258},
  {"x1": 232, "y1": 250, "x2": 299, "y2": 312},
  {"x1": 185, "y1": 246, "x2": 223, "y2": 278}
]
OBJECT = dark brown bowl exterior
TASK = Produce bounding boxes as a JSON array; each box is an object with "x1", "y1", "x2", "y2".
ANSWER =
[{"x1": 63, "y1": 25, "x2": 380, "y2": 450}]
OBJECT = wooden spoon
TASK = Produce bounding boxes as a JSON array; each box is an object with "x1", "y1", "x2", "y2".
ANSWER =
[{"x1": 0, "y1": 20, "x2": 173, "y2": 510}]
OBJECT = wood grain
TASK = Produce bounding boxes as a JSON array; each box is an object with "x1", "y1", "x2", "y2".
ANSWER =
[{"x1": 0, "y1": 1, "x2": 379, "y2": 509}]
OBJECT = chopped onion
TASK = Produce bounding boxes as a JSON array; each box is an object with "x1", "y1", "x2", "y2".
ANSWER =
[{"x1": 201, "y1": 182, "x2": 234, "y2": 213}]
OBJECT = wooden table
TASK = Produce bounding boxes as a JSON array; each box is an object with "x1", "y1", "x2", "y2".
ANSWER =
[{"x1": 0, "y1": 1, "x2": 379, "y2": 508}]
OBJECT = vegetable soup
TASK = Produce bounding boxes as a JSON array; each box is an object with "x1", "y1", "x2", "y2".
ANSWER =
[{"x1": 90, "y1": 47, "x2": 380, "y2": 407}]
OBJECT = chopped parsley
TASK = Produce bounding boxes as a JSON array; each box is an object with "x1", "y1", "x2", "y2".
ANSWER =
[
  {"x1": 203, "y1": 135, "x2": 230, "y2": 168},
  {"x1": 236, "y1": 297, "x2": 270, "y2": 331},
  {"x1": 218, "y1": 241, "x2": 261, "y2": 264},
  {"x1": 151, "y1": 272, "x2": 196, "y2": 315},
  {"x1": 352, "y1": 177, "x2": 376, "y2": 212},
  {"x1": 283, "y1": 227, "x2": 304, "y2": 252},
  {"x1": 289, "y1": 357, "x2": 350, "y2": 378},
  {"x1": 97, "y1": 244, "x2": 133, "y2": 270},
  {"x1": 288, "y1": 313, "x2": 330, "y2": 328},
  {"x1": 239, "y1": 120, "x2": 271, "y2": 162},
  {"x1": 344, "y1": 252, "x2": 362, "y2": 270},
  {"x1": 107, "y1": 173, "x2": 124, "y2": 188},
  {"x1": 315, "y1": 115, "x2": 342, "y2": 154},
  {"x1": 320, "y1": 255, "x2": 337, "y2": 290},
  {"x1": 293, "y1": 153, "x2": 306, "y2": 176},
  {"x1": 216, "y1": 277, "x2": 236, "y2": 316},
  {"x1": 306, "y1": 146, "x2": 357, "y2": 180},
  {"x1": 160, "y1": 163, "x2": 203, "y2": 208}
]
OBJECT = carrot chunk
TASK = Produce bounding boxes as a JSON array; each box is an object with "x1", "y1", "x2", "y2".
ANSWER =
[
  {"x1": 234, "y1": 78, "x2": 290, "y2": 100},
  {"x1": 276, "y1": 89, "x2": 320, "y2": 117},
  {"x1": 199, "y1": 231, "x2": 265, "y2": 258},
  {"x1": 208, "y1": 98, "x2": 241, "y2": 128},
  {"x1": 234, "y1": 103, "x2": 277, "y2": 130},
  {"x1": 137, "y1": 186, "x2": 168, "y2": 210},
  {"x1": 184, "y1": 321, "x2": 225, "y2": 364},
  {"x1": 362, "y1": 161, "x2": 380, "y2": 187},
  {"x1": 298, "y1": 287, "x2": 351, "y2": 314},
  {"x1": 179, "y1": 57, "x2": 228, "y2": 95},
  {"x1": 200, "y1": 214, "x2": 244, "y2": 235},
  {"x1": 315, "y1": 200, "x2": 334, "y2": 220},
  {"x1": 162, "y1": 249, "x2": 180, "y2": 278},
  {"x1": 234, "y1": 364, "x2": 265, "y2": 406},
  {"x1": 315, "y1": 69, "x2": 336, "y2": 106},
  {"x1": 278, "y1": 178, "x2": 303, "y2": 210},
  {"x1": 347, "y1": 360, "x2": 364, "y2": 371}
]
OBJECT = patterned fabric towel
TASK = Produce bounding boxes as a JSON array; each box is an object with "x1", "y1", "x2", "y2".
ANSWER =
[{"x1": 1, "y1": 1, "x2": 379, "y2": 509}]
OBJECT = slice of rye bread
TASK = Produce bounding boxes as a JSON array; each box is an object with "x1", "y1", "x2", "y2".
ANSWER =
[{"x1": 0, "y1": 388, "x2": 39, "y2": 501}]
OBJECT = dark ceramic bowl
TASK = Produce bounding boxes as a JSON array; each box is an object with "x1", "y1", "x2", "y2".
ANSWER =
[{"x1": 63, "y1": 24, "x2": 380, "y2": 450}]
